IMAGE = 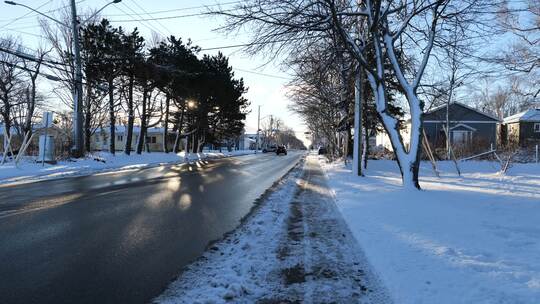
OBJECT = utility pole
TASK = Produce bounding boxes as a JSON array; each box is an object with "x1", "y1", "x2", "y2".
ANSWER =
[
  {"x1": 255, "y1": 105, "x2": 260, "y2": 153},
  {"x1": 70, "y1": 0, "x2": 84, "y2": 158}
]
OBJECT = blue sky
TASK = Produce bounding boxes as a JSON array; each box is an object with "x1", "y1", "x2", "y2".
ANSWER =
[{"x1": 0, "y1": 0, "x2": 308, "y2": 143}]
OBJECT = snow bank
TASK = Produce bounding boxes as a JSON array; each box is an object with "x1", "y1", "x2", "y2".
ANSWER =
[
  {"x1": 155, "y1": 158, "x2": 303, "y2": 303},
  {"x1": 0, "y1": 150, "x2": 255, "y2": 185},
  {"x1": 322, "y1": 158, "x2": 540, "y2": 303}
]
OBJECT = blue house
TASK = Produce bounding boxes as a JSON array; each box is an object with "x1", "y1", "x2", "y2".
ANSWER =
[{"x1": 422, "y1": 102, "x2": 500, "y2": 154}]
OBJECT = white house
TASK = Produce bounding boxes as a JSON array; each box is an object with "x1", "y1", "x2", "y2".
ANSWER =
[{"x1": 91, "y1": 126, "x2": 175, "y2": 152}]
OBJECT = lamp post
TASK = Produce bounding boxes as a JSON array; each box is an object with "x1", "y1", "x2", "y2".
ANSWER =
[{"x1": 4, "y1": 0, "x2": 122, "y2": 158}]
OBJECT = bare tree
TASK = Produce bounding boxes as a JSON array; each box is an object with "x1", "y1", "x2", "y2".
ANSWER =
[
  {"x1": 473, "y1": 77, "x2": 534, "y2": 119},
  {"x1": 494, "y1": 0, "x2": 539, "y2": 99},
  {"x1": 215, "y1": 0, "x2": 490, "y2": 188},
  {"x1": 0, "y1": 37, "x2": 24, "y2": 140},
  {"x1": 287, "y1": 41, "x2": 345, "y2": 159},
  {"x1": 19, "y1": 47, "x2": 52, "y2": 137}
]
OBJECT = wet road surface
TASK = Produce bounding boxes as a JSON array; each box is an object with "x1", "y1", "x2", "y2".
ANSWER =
[{"x1": 0, "y1": 152, "x2": 302, "y2": 304}]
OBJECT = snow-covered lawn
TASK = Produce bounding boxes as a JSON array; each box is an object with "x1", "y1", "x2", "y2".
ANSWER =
[
  {"x1": 322, "y1": 158, "x2": 540, "y2": 304},
  {"x1": 0, "y1": 150, "x2": 255, "y2": 185}
]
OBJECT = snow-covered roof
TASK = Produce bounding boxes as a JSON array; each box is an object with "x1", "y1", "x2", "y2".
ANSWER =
[{"x1": 503, "y1": 109, "x2": 540, "y2": 124}]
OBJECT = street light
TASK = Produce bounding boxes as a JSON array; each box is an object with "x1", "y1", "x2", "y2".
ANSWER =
[
  {"x1": 187, "y1": 100, "x2": 197, "y2": 109},
  {"x1": 4, "y1": 0, "x2": 122, "y2": 158}
]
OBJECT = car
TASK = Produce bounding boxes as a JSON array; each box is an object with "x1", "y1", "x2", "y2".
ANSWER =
[
  {"x1": 276, "y1": 145, "x2": 287, "y2": 155},
  {"x1": 318, "y1": 146, "x2": 327, "y2": 155},
  {"x1": 262, "y1": 145, "x2": 277, "y2": 153}
]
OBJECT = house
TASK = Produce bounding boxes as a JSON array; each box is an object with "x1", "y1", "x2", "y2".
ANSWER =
[
  {"x1": 91, "y1": 126, "x2": 175, "y2": 152},
  {"x1": 375, "y1": 102, "x2": 500, "y2": 156},
  {"x1": 422, "y1": 102, "x2": 500, "y2": 154},
  {"x1": 239, "y1": 133, "x2": 266, "y2": 150},
  {"x1": 502, "y1": 109, "x2": 540, "y2": 148},
  {"x1": 236, "y1": 133, "x2": 256, "y2": 150}
]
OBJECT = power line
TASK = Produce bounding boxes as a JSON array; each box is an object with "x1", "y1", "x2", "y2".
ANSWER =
[
  {"x1": 234, "y1": 68, "x2": 291, "y2": 80},
  {"x1": 97, "y1": 0, "x2": 243, "y2": 17},
  {"x1": 0, "y1": 58, "x2": 61, "y2": 81},
  {"x1": 0, "y1": 0, "x2": 87, "y2": 24},
  {"x1": 130, "y1": 0, "x2": 172, "y2": 36},
  {"x1": 1, "y1": 28, "x2": 48, "y2": 39},
  {"x1": 109, "y1": 0, "x2": 163, "y2": 37},
  {"x1": 117, "y1": 0, "x2": 165, "y2": 37},
  {"x1": 109, "y1": 11, "x2": 210, "y2": 22},
  {"x1": 107, "y1": 2, "x2": 255, "y2": 23},
  {"x1": 0, "y1": 45, "x2": 66, "y2": 67},
  {"x1": 0, "y1": 0, "x2": 52, "y2": 30}
]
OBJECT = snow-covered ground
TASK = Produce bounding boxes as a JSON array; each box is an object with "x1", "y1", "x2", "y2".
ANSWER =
[
  {"x1": 322, "y1": 158, "x2": 540, "y2": 304},
  {"x1": 156, "y1": 156, "x2": 389, "y2": 303},
  {"x1": 0, "y1": 150, "x2": 255, "y2": 185}
]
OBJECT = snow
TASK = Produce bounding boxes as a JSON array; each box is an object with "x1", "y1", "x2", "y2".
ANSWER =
[
  {"x1": 0, "y1": 150, "x2": 255, "y2": 185},
  {"x1": 155, "y1": 159, "x2": 302, "y2": 303},
  {"x1": 321, "y1": 158, "x2": 540, "y2": 303},
  {"x1": 155, "y1": 156, "x2": 390, "y2": 303}
]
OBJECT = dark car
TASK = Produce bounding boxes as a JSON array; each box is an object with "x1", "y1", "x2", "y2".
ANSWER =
[{"x1": 276, "y1": 145, "x2": 287, "y2": 155}]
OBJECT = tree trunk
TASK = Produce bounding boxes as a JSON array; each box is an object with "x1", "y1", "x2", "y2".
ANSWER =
[
  {"x1": 84, "y1": 97, "x2": 92, "y2": 152},
  {"x1": 173, "y1": 109, "x2": 184, "y2": 153},
  {"x1": 136, "y1": 87, "x2": 148, "y2": 155},
  {"x1": 108, "y1": 79, "x2": 115, "y2": 155},
  {"x1": 2, "y1": 93, "x2": 11, "y2": 140},
  {"x1": 84, "y1": 84, "x2": 92, "y2": 153},
  {"x1": 368, "y1": 76, "x2": 422, "y2": 189},
  {"x1": 163, "y1": 94, "x2": 170, "y2": 153},
  {"x1": 192, "y1": 132, "x2": 199, "y2": 154},
  {"x1": 363, "y1": 127, "x2": 369, "y2": 169},
  {"x1": 362, "y1": 76, "x2": 369, "y2": 170},
  {"x1": 23, "y1": 80, "x2": 36, "y2": 137},
  {"x1": 124, "y1": 75, "x2": 134, "y2": 155}
]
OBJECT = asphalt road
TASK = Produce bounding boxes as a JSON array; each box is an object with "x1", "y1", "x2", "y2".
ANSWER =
[{"x1": 0, "y1": 151, "x2": 303, "y2": 304}]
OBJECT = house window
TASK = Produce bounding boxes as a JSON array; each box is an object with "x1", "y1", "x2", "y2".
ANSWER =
[
  {"x1": 146, "y1": 136, "x2": 157, "y2": 144},
  {"x1": 117, "y1": 135, "x2": 123, "y2": 142},
  {"x1": 534, "y1": 123, "x2": 540, "y2": 133},
  {"x1": 452, "y1": 130, "x2": 473, "y2": 145}
]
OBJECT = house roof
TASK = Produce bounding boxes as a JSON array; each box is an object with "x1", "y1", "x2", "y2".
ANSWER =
[
  {"x1": 503, "y1": 109, "x2": 540, "y2": 124},
  {"x1": 96, "y1": 126, "x2": 168, "y2": 134},
  {"x1": 425, "y1": 102, "x2": 501, "y2": 122}
]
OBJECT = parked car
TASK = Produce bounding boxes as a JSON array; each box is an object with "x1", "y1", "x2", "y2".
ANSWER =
[
  {"x1": 318, "y1": 146, "x2": 327, "y2": 155},
  {"x1": 276, "y1": 145, "x2": 287, "y2": 155},
  {"x1": 262, "y1": 145, "x2": 277, "y2": 153}
]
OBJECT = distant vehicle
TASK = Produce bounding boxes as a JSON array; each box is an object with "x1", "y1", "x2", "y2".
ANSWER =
[
  {"x1": 262, "y1": 145, "x2": 277, "y2": 153},
  {"x1": 318, "y1": 147, "x2": 327, "y2": 155},
  {"x1": 276, "y1": 145, "x2": 287, "y2": 155}
]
